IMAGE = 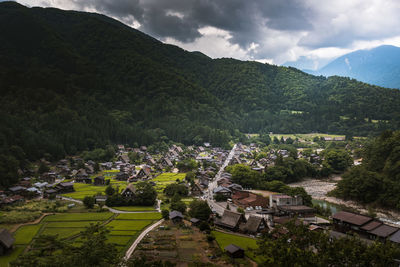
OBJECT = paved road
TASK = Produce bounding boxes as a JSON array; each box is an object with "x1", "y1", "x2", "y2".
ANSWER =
[
  {"x1": 124, "y1": 219, "x2": 165, "y2": 260},
  {"x1": 207, "y1": 144, "x2": 237, "y2": 215}
]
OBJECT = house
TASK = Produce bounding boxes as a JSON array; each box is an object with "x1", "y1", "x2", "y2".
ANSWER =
[
  {"x1": 0, "y1": 229, "x2": 15, "y2": 256},
  {"x1": 217, "y1": 178, "x2": 231, "y2": 186},
  {"x1": 368, "y1": 224, "x2": 398, "y2": 241},
  {"x1": 389, "y1": 230, "x2": 400, "y2": 244},
  {"x1": 94, "y1": 195, "x2": 108, "y2": 205},
  {"x1": 93, "y1": 176, "x2": 106, "y2": 186},
  {"x1": 169, "y1": 210, "x2": 184, "y2": 223},
  {"x1": 215, "y1": 210, "x2": 246, "y2": 231},
  {"x1": 56, "y1": 182, "x2": 74, "y2": 193},
  {"x1": 118, "y1": 154, "x2": 130, "y2": 164},
  {"x1": 213, "y1": 186, "x2": 232, "y2": 197},
  {"x1": 332, "y1": 211, "x2": 372, "y2": 233},
  {"x1": 232, "y1": 191, "x2": 269, "y2": 208},
  {"x1": 121, "y1": 184, "x2": 136, "y2": 199},
  {"x1": 227, "y1": 184, "x2": 243, "y2": 192},
  {"x1": 224, "y1": 244, "x2": 244, "y2": 258},
  {"x1": 269, "y1": 194, "x2": 303, "y2": 207},
  {"x1": 277, "y1": 205, "x2": 315, "y2": 218},
  {"x1": 137, "y1": 166, "x2": 151, "y2": 179},
  {"x1": 41, "y1": 172, "x2": 57, "y2": 183},
  {"x1": 240, "y1": 215, "x2": 267, "y2": 234},
  {"x1": 140, "y1": 146, "x2": 147, "y2": 152},
  {"x1": 190, "y1": 218, "x2": 201, "y2": 226},
  {"x1": 147, "y1": 158, "x2": 156, "y2": 166},
  {"x1": 116, "y1": 172, "x2": 129, "y2": 181},
  {"x1": 161, "y1": 158, "x2": 173, "y2": 168},
  {"x1": 8, "y1": 186, "x2": 26, "y2": 195},
  {"x1": 191, "y1": 183, "x2": 203, "y2": 196},
  {"x1": 44, "y1": 189, "x2": 58, "y2": 198}
]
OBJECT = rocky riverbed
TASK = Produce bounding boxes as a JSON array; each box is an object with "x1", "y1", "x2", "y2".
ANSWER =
[{"x1": 289, "y1": 177, "x2": 400, "y2": 226}]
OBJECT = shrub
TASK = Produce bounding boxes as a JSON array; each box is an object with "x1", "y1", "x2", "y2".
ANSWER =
[{"x1": 162, "y1": 209, "x2": 169, "y2": 220}]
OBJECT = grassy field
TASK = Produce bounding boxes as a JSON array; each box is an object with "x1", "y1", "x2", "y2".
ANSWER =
[
  {"x1": 43, "y1": 212, "x2": 113, "y2": 222},
  {"x1": 212, "y1": 230, "x2": 261, "y2": 262},
  {"x1": 115, "y1": 213, "x2": 161, "y2": 220},
  {"x1": 41, "y1": 227, "x2": 84, "y2": 239},
  {"x1": 14, "y1": 224, "x2": 42, "y2": 245},
  {"x1": 111, "y1": 206, "x2": 156, "y2": 212},
  {"x1": 152, "y1": 172, "x2": 186, "y2": 196},
  {"x1": 106, "y1": 220, "x2": 153, "y2": 231}
]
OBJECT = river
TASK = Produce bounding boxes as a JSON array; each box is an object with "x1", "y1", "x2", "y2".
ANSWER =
[{"x1": 289, "y1": 177, "x2": 400, "y2": 226}]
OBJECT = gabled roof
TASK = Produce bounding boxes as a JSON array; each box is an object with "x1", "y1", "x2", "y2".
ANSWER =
[
  {"x1": 0, "y1": 229, "x2": 15, "y2": 249},
  {"x1": 121, "y1": 184, "x2": 136, "y2": 195},
  {"x1": 213, "y1": 186, "x2": 231, "y2": 194},
  {"x1": 225, "y1": 244, "x2": 244, "y2": 253},
  {"x1": 216, "y1": 210, "x2": 243, "y2": 229},
  {"x1": 241, "y1": 215, "x2": 264, "y2": 233},
  {"x1": 169, "y1": 210, "x2": 184, "y2": 219}
]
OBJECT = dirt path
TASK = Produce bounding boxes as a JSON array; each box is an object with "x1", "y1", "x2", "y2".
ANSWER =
[
  {"x1": 124, "y1": 219, "x2": 165, "y2": 260},
  {"x1": 9, "y1": 213, "x2": 53, "y2": 233}
]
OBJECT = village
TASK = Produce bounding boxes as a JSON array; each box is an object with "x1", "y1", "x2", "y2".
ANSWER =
[{"x1": 1, "y1": 136, "x2": 400, "y2": 265}]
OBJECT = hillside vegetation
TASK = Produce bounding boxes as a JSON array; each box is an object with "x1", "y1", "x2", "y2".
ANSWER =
[{"x1": 2, "y1": 2, "x2": 400, "y2": 185}]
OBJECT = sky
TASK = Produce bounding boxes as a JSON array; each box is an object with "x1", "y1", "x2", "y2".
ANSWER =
[{"x1": 11, "y1": 0, "x2": 400, "y2": 69}]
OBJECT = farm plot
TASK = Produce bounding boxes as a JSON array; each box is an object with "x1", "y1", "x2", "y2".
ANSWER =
[
  {"x1": 116, "y1": 213, "x2": 161, "y2": 220},
  {"x1": 152, "y1": 173, "x2": 186, "y2": 193},
  {"x1": 13, "y1": 224, "x2": 42, "y2": 245},
  {"x1": 111, "y1": 206, "x2": 156, "y2": 212}
]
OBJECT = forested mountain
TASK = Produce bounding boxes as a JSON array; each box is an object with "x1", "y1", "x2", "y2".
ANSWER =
[
  {"x1": 304, "y1": 45, "x2": 400, "y2": 89},
  {"x1": 2, "y1": 2, "x2": 400, "y2": 185}
]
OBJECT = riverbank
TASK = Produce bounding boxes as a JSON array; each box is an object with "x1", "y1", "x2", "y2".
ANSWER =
[{"x1": 289, "y1": 177, "x2": 400, "y2": 226}]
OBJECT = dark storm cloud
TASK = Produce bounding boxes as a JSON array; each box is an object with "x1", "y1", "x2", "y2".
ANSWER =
[{"x1": 71, "y1": 0, "x2": 314, "y2": 48}]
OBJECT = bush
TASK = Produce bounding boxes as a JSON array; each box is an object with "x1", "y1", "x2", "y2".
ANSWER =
[
  {"x1": 83, "y1": 196, "x2": 95, "y2": 209},
  {"x1": 214, "y1": 194, "x2": 228, "y2": 202},
  {"x1": 199, "y1": 221, "x2": 210, "y2": 231},
  {"x1": 206, "y1": 234, "x2": 215, "y2": 242},
  {"x1": 162, "y1": 209, "x2": 169, "y2": 220}
]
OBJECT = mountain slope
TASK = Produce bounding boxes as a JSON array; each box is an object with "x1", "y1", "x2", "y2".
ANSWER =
[
  {"x1": 315, "y1": 45, "x2": 400, "y2": 89},
  {"x1": 2, "y1": 2, "x2": 400, "y2": 185}
]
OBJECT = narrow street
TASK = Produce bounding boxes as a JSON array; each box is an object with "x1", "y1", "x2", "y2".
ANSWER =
[{"x1": 207, "y1": 144, "x2": 237, "y2": 215}]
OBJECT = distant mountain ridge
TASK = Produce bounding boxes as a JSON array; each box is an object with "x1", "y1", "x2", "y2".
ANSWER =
[{"x1": 284, "y1": 45, "x2": 400, "y2": 89}]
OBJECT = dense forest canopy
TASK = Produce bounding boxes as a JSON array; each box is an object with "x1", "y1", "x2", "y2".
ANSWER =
[
  {"x1": 332, "y1": 130, "x2": 400, "y2": 209},
  {"x1": 2, "y1": 2, "x2": 400, "y2": 185}
]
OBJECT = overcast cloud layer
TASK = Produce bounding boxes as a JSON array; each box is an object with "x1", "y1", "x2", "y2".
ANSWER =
[{"x1": 13, "y1": 0, "x2": 400, "y2": 68}]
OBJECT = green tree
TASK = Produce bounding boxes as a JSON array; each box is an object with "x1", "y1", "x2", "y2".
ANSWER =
[
  {"x1": 188, "y1": 200, "x2": 211, "y2": 221},
  {"x1": 83, "y1": 196, "x2": 95, "y2": 209},
  {"x1": 134, "y1": 181, "x2": 157, "y2": 206},
  {"x1": 105, "y1": 185, "x2": 115, "y2": 196}
]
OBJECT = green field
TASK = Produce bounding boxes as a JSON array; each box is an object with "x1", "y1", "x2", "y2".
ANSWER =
[
  {"x1": 111, "y1": 206, "x2": 156, "y2": 212},
  {"x1": 14, "y1": 224, "x2": 42, "y2": 245},
  {"x1": 212, "y1": 231, "x2": 261, "y2": 262},
  {"x1": 152, "y1": 173, "x2": 186, "y2": 194},
  {"x1": 43, "y1": 212, "x2": 113, "y2": 222},
  {"x1": 106, "y1": 220, "x2": 153, "y2": 231},
  {"x1": 61, "y1": 178, "x2": 127, "y2": 200},
  {"x1": 41, "y1": 227, "x2": 84, "y2": 239},
  {"x1": 116, "y1": 213, "x2": 161, "y2": 220},
  {"x1": 0, "y1": 211, "x2": 161, "y2": 266}
]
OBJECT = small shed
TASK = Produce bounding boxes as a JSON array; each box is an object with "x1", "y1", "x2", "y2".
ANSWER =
[
  {"x1": 169, "y1": 210, "x2": 184, "y2": 223},
  {"x1": 0, "y1": 229, "x2": 15, "y2": 256},
  {"x1": 224, "y1": 244, "x2": 244, "y2": 258},
  {"x1": 190, "y1": 218, "x2": 201, "y2": 226},
  {"x1": 93, "y1": 176, "x2": 106, "y2": 186}
]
